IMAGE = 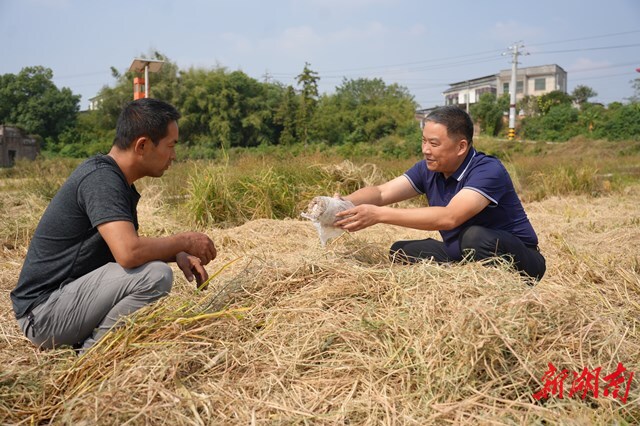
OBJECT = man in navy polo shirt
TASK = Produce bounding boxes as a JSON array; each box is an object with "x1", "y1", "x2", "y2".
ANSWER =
[{"x1": 335, "y1": 106, "x2": 545, "y2": 281}]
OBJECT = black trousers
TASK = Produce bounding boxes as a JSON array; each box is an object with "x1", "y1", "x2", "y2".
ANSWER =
[{"x1": 389, "y1": 226, "x2": 546, "y2": 281}]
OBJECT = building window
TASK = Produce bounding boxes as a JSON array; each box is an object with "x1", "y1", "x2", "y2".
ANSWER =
[
  {"x1": 535, "y1": 78, "x2": 546, "y2": 91},
  {"x1": 506, "y1": 82, "x2": 524, "y2": 94},
  {"x1": 476, "y1": 87, "x2": 497, "y2": 101}
]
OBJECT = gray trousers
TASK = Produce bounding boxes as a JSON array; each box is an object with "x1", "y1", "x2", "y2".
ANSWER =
[{"x1": 17, "y1": 261, "x2": 173, "y2": 352}]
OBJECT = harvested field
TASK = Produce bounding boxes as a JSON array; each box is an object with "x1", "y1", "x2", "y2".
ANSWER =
[{"x1": 0, "y1": 161, "x2": 639, "y2": 424}]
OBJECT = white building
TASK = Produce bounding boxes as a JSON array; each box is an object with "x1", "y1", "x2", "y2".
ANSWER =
[
  {"x1": 88, "y1": 95, "x2": 103, "y2": 111},
  {"x1": 442, "y1": 64, "x2": 567, "y2": 110},
  {"x1": 497, "y1": 64, "x2": 567, "y2": 100}
]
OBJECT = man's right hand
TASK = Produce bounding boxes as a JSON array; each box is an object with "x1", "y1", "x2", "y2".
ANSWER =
[
  {"x1": 176, "y1": 251, "x2": 209, "y2": 288},
  {"x1": 181, "y1": 232, "x2": 217, "y2": 265}
]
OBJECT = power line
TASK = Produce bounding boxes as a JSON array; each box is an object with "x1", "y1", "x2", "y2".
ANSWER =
[
  {"x1": 567, "y1": 61, "x2": 640, "y2": 73},
  {"x1": 272, "y1": 55, "x2": 505, "y2": 80},
  {"x1": 61, "y1": 82, "x2": 105, "y2": 89},
  {"x1": 43, "y1": 28, "x2": 640, "y2": 108},
  {"x1": 278, "y1": 29, "x2": 640, "y2": 77},
  {"x1": 535, "y1": 43, "x2": 640, "y2": 55},
  {"x1": 316, "y1": 48, "x2": 505, "y2": 74},
  {"x1": 53, "y1": 70, "x2": 111, "y2": 80},
  {"x1": 571, "y1": 72, "x2": 638, "y2": 82},
  {"x1": 528, "y1": 29, "x2": 640, "y2": 47},
  {"x1": 271, "y1": 30, "x2": 640, "y2": 81}
]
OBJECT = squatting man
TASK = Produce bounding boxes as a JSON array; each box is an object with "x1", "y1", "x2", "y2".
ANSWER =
[
  {"x1": 11, "y1": 98, "x2": 217, "y2": 353},
  {"x1": 333, "y1": 106, "x2": 546, "y2": 281}
]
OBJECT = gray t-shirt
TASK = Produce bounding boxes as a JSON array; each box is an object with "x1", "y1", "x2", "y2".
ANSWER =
[{"x1": 11, "y1": 155, "x2": 140, "y2": 319}]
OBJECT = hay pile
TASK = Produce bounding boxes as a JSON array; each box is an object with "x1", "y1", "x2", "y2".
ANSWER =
[{"x1": 0, "y1": 186, "x2": 638, "y2": 424}]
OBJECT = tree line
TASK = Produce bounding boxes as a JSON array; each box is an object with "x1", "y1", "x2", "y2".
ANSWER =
[
  {"x1": 1, "y1": 53, "x2": 639, "y2": 160},
  {"x1": 1, "y1": 53, "x2": 420, "y2": 158},
  {"x1": 471, "y1": 85, "x2": 640, "y2": 142}
]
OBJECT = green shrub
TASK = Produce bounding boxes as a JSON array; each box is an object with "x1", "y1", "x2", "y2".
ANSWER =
[
  {"x1": 594, "y1": 103, "x2": 640, "y2": 141},
  {"x1": 183, "y1": 155, "x2": 398, "y2": 227},
  {"x1": 521, "y1": 104, "x2": 580, "y2": 141},
  {"x1": 185, "y1": 161, "x2": 334, "y2": 227},
  {"x1": 8, "y1": 157, "x2": 79, "y2": 200}
]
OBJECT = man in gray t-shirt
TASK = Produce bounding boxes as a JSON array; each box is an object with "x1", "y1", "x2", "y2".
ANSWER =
[{"x1": 11, "y1": 98, "x2": 216, "y2": 352}]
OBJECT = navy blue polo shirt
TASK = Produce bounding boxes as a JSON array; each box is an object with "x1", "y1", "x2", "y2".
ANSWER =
[{"x1": 404, "y1": 148, "x2": 538, "y2": 259}]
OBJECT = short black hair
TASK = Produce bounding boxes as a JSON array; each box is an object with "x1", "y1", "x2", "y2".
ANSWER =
[
  {"x1": 424, "y1": 106, "x2": 473, "y2": 145},
  {"x1": 113, "y1": 98, "x2": 181, "y2": 149}
]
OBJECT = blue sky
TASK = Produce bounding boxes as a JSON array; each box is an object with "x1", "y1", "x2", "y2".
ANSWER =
[{"x1": 1, "y1": 0, "x2": 639, "y2": 110}]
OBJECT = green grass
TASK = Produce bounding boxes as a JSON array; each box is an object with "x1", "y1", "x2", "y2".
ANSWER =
[
  {"x1": 184, "y1": 159, "x2": 373, "y2": 227},
  {"x1": 4, "y1": 137, "x2": 640, "y2": 225}
]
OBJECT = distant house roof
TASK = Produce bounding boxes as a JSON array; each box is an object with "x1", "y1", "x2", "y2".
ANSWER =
[
  {"x1": 498, "y1": 63, "x2": 566, "y2": 78},
  {"x1": 443, "y1": 74, "x2": 498, "y2": 94}
]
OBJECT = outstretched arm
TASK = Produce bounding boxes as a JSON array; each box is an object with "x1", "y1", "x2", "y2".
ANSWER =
[
  {"x1": 343, "y1": 175, "x2": 420, "y2": 206},
  {"x1": 336, "y1": 188, "x2": 490, "y2": 232}
]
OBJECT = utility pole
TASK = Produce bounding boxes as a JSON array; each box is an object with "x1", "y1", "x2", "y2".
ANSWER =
[
  {"x1": 466, "y1": 80, "x2": 470, "y2": 113},
  {"x1": 262, "y1": 70, "x2": 272, "y2": 84},
  {"x1": 505, "y1": 42, "x2": 526, "y2": 141}
]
